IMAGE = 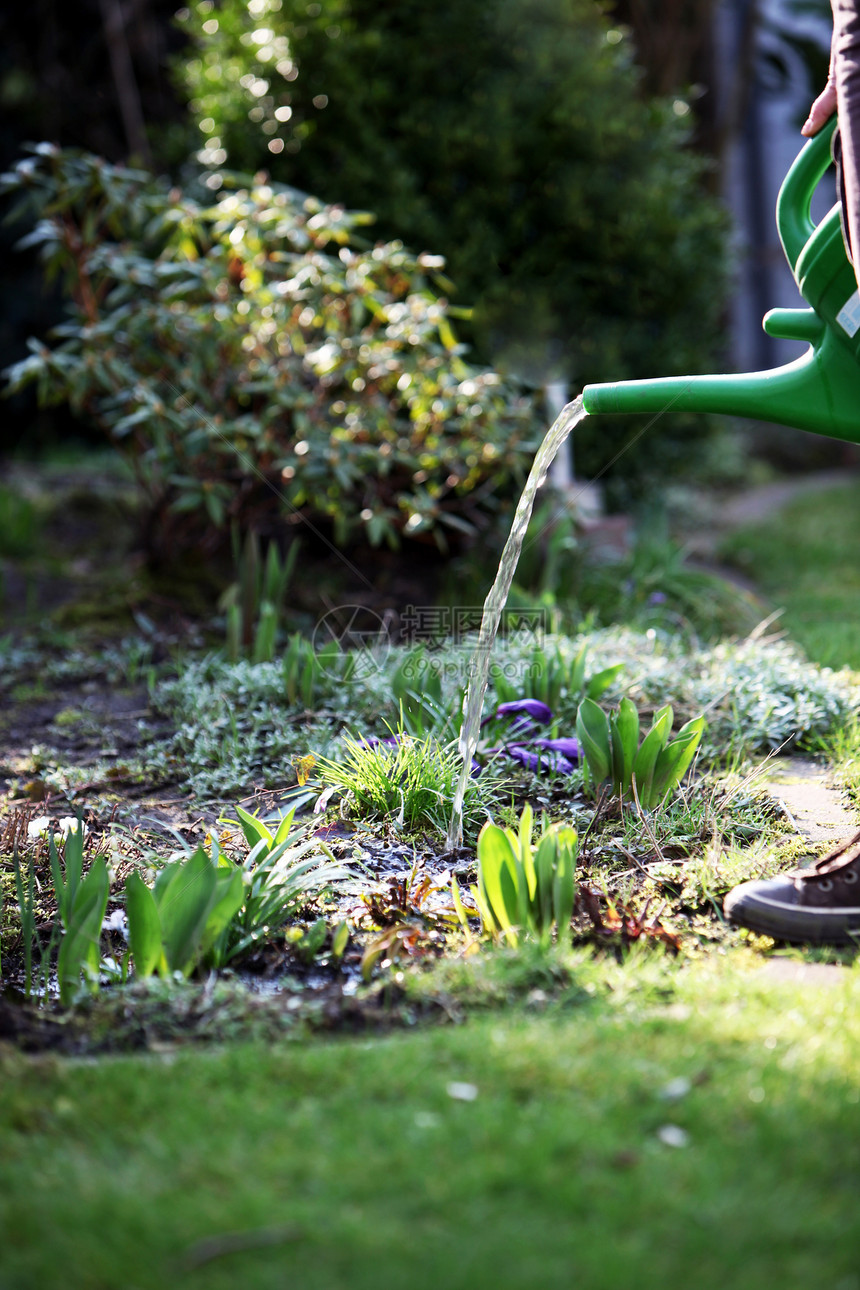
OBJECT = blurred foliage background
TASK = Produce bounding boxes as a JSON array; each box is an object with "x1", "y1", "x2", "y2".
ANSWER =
[
  {"x1": 179, "y1": 0, "x2": 726, "y2": 372},
  {"x1": 0, "y1": 0, "x2": 740, "y2": 569},
  {"x1": 175, "y1": 0, "x2": 732, "y2": 503}
]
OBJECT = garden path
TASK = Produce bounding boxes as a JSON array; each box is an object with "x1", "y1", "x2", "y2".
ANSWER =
[
  {"x1": 714, "y1": 469, "x2": 851, "y2": 531},
  {"x1": 683, "y1": 467, "x2": 855, "y2": 566},
  {"x1": 762, "y1": 756, "x2": 857, "y2": 847}
]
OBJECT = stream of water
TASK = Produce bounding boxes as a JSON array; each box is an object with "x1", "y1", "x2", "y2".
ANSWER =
[{"x1": 446, "y1": 395, "x2": 589, "y2": 850}]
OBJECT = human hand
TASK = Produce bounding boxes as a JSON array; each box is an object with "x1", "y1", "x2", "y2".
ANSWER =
[{"x1": 802, "y1": 81, "x2": 837, "y2": 136}]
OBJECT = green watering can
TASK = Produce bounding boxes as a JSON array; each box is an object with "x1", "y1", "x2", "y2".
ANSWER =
[{"x1": 582, "y1": 117, "x2": 860, "y2": 443}]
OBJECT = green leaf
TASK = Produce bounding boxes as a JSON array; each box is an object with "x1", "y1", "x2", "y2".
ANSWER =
[
  {"x1": 569, "y1": 643, "x2": 587, "y2": 695},
  {"x1": 517, "y1": 804, "x2": 536, "y2": 904},
  {"x1": 199, "y1": 867, "x2": 246, "y2": 964},
  {"x1": 361, "y1": 939, "x2": 387, "y2": 982},
  {"x1": 609, "y1": 696, "x2": 639, "y2": 796},
  {"x1": 272, "y1": 807, "x2": 299, "y2": 848},
  {"x1": 57, "y1": 857, "x2": 110, "y2": 1005},
  {"x1": 533, "y1": 832, "x2": 557, "y2": 933},
  {"x1": 234, "y1": 803, "x2": 274, "y2": 851},
  {"x1": 63, "y1": 822, "x2": 86, "y2": 904},
  {"x1": 551, "y1": 827, "x2": 577, "y2": 948},
  {"x1": 154, "y1": 847, "x2": 217, "y2": 976},
  {"x1": 125, "y1": 872, "x2": 165, "y2": 978},
  {"x1": 451, "y1": 873, "x2": 471, "y2": 931},
  {"x1": 476, "y1": 822, "x2": 521, "y2": 944},
  {"x1": 225, "y1": 602, "x2": 242, "y2": 663},
  {"x1": 331, "y1": 920, "x2": 350, "y2": 959},
  {"x1": 517, "y1": 803, "x2": 534, "y2": 857},
  {"x1": 50, "y1": 821, "x2": 87, "y2": 931},
  {"x1": 252, "y1": 600, "x2": 278, "y2": 664},
  {"x1": 470, "y1": 881, "x2": 496, "y2": 939},
  {"x1": 651, "y1": 716, "x2": 705, "y2": 805},
  {"x1": 576, "y1": 698, "x2": 611, "y2": 786},
  {"x1": 632, "y1": 706, "x2": 673, "y2": 807},
  {"x1": 586, "y1": 663, "x2": 624, "y2": 700},
  {"x1": 299, "y1": 916, "x2": 328, "y2": 961},
  {"x1": 49, "y1": 834, "x2": 68, "y2": 928}
]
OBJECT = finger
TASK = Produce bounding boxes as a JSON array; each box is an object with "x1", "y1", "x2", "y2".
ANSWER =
[{"x1": 802, "y1": 86, "x2": 837, "y2": 135}]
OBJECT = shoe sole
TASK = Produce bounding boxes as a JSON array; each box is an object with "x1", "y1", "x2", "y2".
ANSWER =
[{"x1": 725, "y1": 887, "x2": 860, "y2": 946}]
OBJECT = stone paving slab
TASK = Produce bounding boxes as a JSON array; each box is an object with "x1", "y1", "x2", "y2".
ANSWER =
[{"x1": 762, "y1": 756, "x2": 858, "y2": 848}]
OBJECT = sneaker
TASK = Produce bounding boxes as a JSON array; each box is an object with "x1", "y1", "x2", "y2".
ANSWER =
[{"x1": 723, "y1": 827, "x2": 860, "y2": 946}]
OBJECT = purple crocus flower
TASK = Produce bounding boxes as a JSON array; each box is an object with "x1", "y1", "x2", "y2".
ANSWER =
[
  {"x1": 496, "y1": 699, "x2": 553, "y2": 724},
  {"x1": 532, "y1": 737, "x2": 581, "y2": 762},
  {"x1": 502, "y1": 745, "x2": 542, "y2": 772},
  {"x1": 481, "y1": 698, "x2": 553, "y2": 736},
  {"x1": 503, "y1": 743, "x2": 578, "y2": 775}
]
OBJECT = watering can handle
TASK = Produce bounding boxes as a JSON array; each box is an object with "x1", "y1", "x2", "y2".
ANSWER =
[{"x1": 777, "y1": 115, "x2": 838, "y2": 271}]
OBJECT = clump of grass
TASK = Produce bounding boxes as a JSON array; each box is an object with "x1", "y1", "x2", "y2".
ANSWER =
[
  {"x1": 616, "y1": 763, "x2": 788, "y2": 858},
  {"x1": 674, "y1": 836, "x2": 795, "y2": 911},
  {"x1": 316, "y1": 732, "x2": 502, "y2": 841}
]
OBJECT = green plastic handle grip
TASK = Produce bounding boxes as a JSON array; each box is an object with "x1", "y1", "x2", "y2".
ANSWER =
[{"x1": 776, "y1": 115, "x2": 837, "y2": 271}]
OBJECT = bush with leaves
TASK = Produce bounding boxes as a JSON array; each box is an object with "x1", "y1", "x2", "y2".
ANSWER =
[
  {"x1": 178, "y1": 0, "x2": 729, "y2": 501},
  {"x1": 2, "y1": 145, "x2": 539, "y2": 553}
]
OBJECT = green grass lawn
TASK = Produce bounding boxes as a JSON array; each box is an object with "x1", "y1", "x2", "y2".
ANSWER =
[
  {"x1": 2, "y1": 956, "x2": 860, "y2": 1290},
  {"x1": 720, "y1": 478, "x2": 860, "y2": 670}
]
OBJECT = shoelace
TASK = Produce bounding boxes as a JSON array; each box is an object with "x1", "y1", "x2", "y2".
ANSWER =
[{"x1": 807, "y1": 827, "x2": 860, "y2": 876}]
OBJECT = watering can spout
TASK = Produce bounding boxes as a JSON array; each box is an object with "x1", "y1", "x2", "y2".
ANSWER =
[
  {"x1": 582, "y1": 328, "x2": 860, "y2": 442},
  {"x1": 582, "y1": 118, "x2": 860, "y2": 448}
]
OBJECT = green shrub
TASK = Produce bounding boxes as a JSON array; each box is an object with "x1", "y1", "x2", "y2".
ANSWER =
[
  {"x1": 2, "y1": 146, "x2": 539, "y2": 553},
  {"x1": 179, "y1": 0, "x2": 729, "y2": 500}
]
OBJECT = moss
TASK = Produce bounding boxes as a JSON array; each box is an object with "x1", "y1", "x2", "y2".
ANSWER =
[
  {"x1": 51, "y1": 708, "x2": 84, "y2": 728},
  {"x1": 0, "y1": 867, "x2": 18, "y2": 936},
  {"x1": 8, "y1": 681, "x2": 50, "y2": 703}
]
